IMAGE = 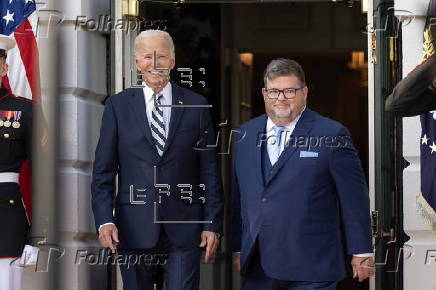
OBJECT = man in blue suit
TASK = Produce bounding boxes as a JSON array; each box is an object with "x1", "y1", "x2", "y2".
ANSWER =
[
  {"x1": 91, "y1": 30, "x2": 223, "y2": 290},
  {"x1": 231, "y1": 58, "x2": 375, "y2": 290}
]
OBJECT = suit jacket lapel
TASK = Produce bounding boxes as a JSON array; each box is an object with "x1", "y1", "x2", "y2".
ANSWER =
[
  {"x1": 132, "y1": 88, "x2": 154, "y2": 145},
  {"x1": 131, "y1": 88, "x2": 161, "y2": 159},
  {"x1": 266, "y1": 109, "x2": 315, "y2": 184},
  {"x1": 251, "y1": 114, "x2": 268, "y2": 186},
  {"x1": 163, "y1": 82, "x2": 185, "y2": 153}
]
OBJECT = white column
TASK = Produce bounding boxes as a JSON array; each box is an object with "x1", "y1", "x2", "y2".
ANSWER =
[{"x1": 56, "y1": 0, "x2": 110, "y2": 289}]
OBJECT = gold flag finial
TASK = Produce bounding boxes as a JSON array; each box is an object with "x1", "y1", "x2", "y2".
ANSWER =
[{"x1": 423, "y1": 28, "x2": 436, "y2": 59}]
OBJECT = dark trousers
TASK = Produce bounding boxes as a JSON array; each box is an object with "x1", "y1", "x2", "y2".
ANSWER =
[
  {"x1": 243, "y1": 246, "x2": 337, "y2": 290},
  {"x1": 118, "y1": 228, "x2": 201, "y2": 290},
  {"x1": 0, "y1": 183, "x2": 28, "y2": 257}
]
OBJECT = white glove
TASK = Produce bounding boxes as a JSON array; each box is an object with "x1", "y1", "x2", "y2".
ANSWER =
[{"x1": 19, "y1": 245, "x2": 39, "y2": 266}]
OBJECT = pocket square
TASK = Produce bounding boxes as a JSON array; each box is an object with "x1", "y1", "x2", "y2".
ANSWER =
[{"x1": 299, "y1": 151, "x2": 318, "y2": 158}]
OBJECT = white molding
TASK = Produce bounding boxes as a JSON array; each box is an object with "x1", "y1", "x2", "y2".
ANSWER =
[{"x1": 114, "y1": 0, "x2": 124, "y2": 93}]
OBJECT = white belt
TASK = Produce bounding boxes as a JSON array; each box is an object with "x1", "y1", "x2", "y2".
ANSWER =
[{"x1": 0, "y1": 172, "x2": 19, "y2": 183}]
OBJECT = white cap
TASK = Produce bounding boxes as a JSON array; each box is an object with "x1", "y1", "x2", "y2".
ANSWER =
[{"x1": 0, "y1": 34, "x2": 16, "y2": 51}]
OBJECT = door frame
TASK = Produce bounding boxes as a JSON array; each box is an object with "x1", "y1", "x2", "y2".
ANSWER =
[{"x1": 369, "y1": 1, "x2": 404, "y2": 290}]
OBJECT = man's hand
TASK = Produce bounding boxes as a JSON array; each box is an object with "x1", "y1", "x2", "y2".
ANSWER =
[
  {"x1": 199, "y1": 231, "x2": 220, "y2": 263},
  {"x1": 98, "y1": 224, "x2": 119, "y2": 253},
  {"x1": 351, "y1": 256, "x2": 375, "y2": 282},
  {"x1": 232, "y1": 252, "x2": 241, "y2": 272}
]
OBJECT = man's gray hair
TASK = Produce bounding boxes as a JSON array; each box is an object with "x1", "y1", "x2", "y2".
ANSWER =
[
  {"x1": 134, "y1": 30, "x2": 175, "y2": 56},
  {"x1": 263, "y1": 58, "x2": 306, "y2": 87}
]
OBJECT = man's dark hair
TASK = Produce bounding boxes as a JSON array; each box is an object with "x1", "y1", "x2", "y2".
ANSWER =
[
  {"x1": 263, "y1": 58, "x2": 306, "y2": 87},
  {"x1": 0, "y1": 49, "x2": 6, "y2": 61}
]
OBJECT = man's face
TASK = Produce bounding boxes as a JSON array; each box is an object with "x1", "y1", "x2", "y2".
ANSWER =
[
  {"x1": 135, "y1": 36, "x2": 175, "y2": 91},
  {"x1": 263, "y1": 75, "x2": 308, "y2": 121}
]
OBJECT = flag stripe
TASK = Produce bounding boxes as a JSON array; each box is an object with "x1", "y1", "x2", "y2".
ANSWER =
[{"x1": 14, "y1": 19, "x2": 40, "y2": 102}]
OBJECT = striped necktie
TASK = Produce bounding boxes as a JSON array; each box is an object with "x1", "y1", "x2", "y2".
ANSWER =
[{"x1": 150, "y1": 94, "x2": 166, "y2": 156}]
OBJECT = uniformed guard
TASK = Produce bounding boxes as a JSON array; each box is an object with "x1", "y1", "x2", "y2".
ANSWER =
[
  {"x1": 0, "y1": 34, "x2": 34, "y2": 290},
  {"x1": 385, "y1": 54, "x2": 436, "y2": 116}
]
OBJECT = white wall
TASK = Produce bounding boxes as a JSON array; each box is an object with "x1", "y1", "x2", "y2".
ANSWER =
[{"x1": 395, "y1": 1, "x2": 436, "y2": 289}]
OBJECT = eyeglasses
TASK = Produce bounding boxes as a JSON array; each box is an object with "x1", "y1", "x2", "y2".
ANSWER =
[{"x1": 263, "y1": 87, "x2": 304, "y2": 99}]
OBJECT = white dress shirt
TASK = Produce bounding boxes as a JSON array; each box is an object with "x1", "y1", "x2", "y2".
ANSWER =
[{"x1": 265, "y1": 110, "x2": 303, "y2": 159}]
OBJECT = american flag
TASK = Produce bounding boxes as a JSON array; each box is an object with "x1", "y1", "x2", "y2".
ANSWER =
[
  {"x1": 417, "y1": 0, "x2": 436, "y2": 233},
  {"x1": 1, "y1": 0, "x2": 40, "y2": 101},
  {"x1": 419, "y1": 110, "x2": 436, "y2": 232},
  {"x1": 1, "y1": 0, "x2": 40, "y2": 222}
]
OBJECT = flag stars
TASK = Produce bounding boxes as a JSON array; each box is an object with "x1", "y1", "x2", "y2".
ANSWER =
[
  {"x1": 431, "y1": 111, "x2": 436, "y2": 120},
  {"x1": 3, "y1": 10, "x2": 14, "y2": 26},
  {"x1": 25, "y1": 0, "x2": 33, "y2": 3},
  {"x1": 430, "y1": 142, "x2": 436, "y2": 154},
  {"x1": 422, "y1": 134, "x2": 429, "y2": 145}
]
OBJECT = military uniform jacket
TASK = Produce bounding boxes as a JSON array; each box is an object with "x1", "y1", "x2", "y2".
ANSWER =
[
  {"x1": 386, "y1": 54, "x2": 436, "y2": 116},
  {"x1": 0, "y1": 87, "x2": 33, "y2": 171},
  {"x1": 0, "y1": 86, "x2": 33, "y2": 257}
]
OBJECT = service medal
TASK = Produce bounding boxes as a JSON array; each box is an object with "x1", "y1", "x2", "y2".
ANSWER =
[
  {"x1": 4, "y1": 111, "x2": 12, "y2": 128},
  {"x1": 12, "y1": 111, "x2": 21, "y2": 129}
]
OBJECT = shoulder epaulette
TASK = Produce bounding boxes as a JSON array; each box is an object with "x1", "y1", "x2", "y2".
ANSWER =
[{"x1": 407, "y1": 53, "x2": 436, "y2": 76}]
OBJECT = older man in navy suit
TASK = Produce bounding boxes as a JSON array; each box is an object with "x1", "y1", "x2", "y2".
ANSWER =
[
  {"x1": 231, "y1": 58, "x2": 374, "y2": 290},
  {"x1": 91, "y1": 30, "x2": 223, "y2": 290}
]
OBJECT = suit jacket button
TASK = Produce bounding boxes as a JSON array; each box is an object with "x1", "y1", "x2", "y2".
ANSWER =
[
  {"x1": 4, "y1": 133, "x2": 10, "y2": 138},
  {"x1": 261, "y1": 197, "x2": 267, "y2": 203},
  {"x1": 9, "y1": 199, "x2": 15, "y2": 206}
]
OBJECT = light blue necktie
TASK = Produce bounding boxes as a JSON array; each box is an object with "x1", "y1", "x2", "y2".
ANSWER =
[{"x1": 269, "y1": 125, "x2": 285, "y2": 165}]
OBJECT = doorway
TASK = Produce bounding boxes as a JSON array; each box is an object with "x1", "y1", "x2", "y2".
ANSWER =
[{"x1": 132, "y1": 1, "x2": 370, "y2": 290}]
